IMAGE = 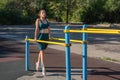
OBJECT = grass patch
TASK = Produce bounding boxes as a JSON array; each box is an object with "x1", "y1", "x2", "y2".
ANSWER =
[{"x1": 98, "y1": 57, "x2": 119, "y2": 62}]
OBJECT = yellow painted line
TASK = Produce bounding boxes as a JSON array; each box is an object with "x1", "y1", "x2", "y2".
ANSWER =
[
  {"x1": 64, "y1": 30, "x2": 120, "y2": 34},
  {"x1": 25, "y1": 38, "x2": 66, "y2": 46},
  {"x1": 51, "y1": 38, "x2": 84, "y2": 43},
  {"x1": 86, "y1": 28, "x2": 120, "y2": 32}
]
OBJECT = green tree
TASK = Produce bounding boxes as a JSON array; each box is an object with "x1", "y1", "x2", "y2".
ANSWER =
[
  {"x1": 48, "y1": 0, "x2": 66, "y2": 21},
  {"x1": 0, "y1": 0, "x2": 120, "y2": 24},
  {"x1": 104, "y1": 0, "x2": 120, "y2": 23}
]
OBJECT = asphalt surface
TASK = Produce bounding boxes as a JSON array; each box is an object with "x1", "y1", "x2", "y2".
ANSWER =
[
  {"x1": 0, "y1": 37, "x2": 120, "y2": 80},
  {"x1": 0, "y1": 24, "x2": 120, "y2": 80}
]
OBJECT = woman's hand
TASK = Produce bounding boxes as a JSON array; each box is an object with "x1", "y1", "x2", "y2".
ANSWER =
[
  {"x1": 49, "y1": 35, "x2": 54, "y2": 40},
  {"x1": 49, "y1": 35, "x2": 52, "y2": 40},
  {"x1": 34, "y1": 38, "x2": 37, "y2": 41}
]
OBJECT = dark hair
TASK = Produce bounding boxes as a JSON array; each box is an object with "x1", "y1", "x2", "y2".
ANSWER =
[{"x1": 38, "y1": 9, "x2": 46, "y2": 18}]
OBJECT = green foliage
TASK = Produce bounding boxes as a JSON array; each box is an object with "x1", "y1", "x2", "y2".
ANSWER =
[
  {"x1": 80, "y1": 0, "x2": 106, "y2": 23},
  {"x1": 103, "y1": 0, "x2": 120, "y2": 23},
  {"x1": 48, "y1": 1, "x2": 66, "y2": 21},
  {"x1": 0, "y1": 0, "x2": 36, "y2": 25},
  {"x1": 72, "y1": 0, "x2": 120, "y2": 23},
  {"x1": 0, "y1": 0, "x2": 120, "y2": 24}
]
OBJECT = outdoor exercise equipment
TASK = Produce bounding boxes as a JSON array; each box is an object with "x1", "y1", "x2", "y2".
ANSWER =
[
  {"x1": 64, "y1": 28, "x2": 120, "y2": 34},
  {"x1": 25, "y1": 25, "x2": 85, "y2": 80},
  {"x1": 64, "y1": 24, "x2": 120, "y2": 80},
  {"x1": 51, "y1": 38, "x2": 85, "y2": 43},
  {"x1": 25, "y1": 24, "x2": 120, "y2": 80}
]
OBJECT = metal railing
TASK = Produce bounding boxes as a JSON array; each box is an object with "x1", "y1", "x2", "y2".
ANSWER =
[{"x1": 25, "y1": 24, "x2": 120, "y2": 80}]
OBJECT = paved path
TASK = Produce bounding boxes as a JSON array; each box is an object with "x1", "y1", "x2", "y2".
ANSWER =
[
  {"x1": 0, "y1": 24, "x2": 120, "y2": 80},
  {"x1": 0, "y1": 38, "x2": 120, "y2": 80},
  {"x1": 0, "y1": 25, "x2": 120, "y2": 62}
]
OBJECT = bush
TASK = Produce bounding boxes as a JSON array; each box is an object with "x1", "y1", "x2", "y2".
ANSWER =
[
  {"x1": 0, "y1": 0, "x2": 36, "y2": 25},
  {"x1": 0, "y1": 9, "x2": 34, "y2": 25},
  {"x1": 0, "y1": 0, "x2": 120, "y2": 24}
]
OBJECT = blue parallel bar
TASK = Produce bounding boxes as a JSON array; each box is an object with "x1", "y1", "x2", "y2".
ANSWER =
[
  {"x1": 82, "y1": 24, "x2": 88, "y2": 80},
  {"x1": 25, "y1": 36, "x2": 30, "y2": 71},
  {"x1": 65, "y1": 26, "x2": 71, "y2": 80}
]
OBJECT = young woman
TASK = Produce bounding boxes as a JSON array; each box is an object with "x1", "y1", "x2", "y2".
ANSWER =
[{"x1": 34, "y1": 9, "x2": 50, "y2": 76}]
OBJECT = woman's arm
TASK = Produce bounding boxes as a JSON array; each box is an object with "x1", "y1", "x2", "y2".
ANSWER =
[
  {"x1": 34, "y1": 19, "x2": 39, "y2": 40},
  {"x1": 48, "y1": 27, "x2": 51, "y2": 39},
  {"x1": 47, "y1": 19, "x2": 51, "y2": 39}
]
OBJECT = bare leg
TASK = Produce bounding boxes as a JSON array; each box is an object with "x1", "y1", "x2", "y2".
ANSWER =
[
  {"x1": 36, "y1": 51, "x2": 41, "y2": 71},
  {"x1": 38, "y1": 51, "x2": 41, "y2": 64},
  {"x1": 40, "y1": 50, "x2": 46, "y2": 76}
]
